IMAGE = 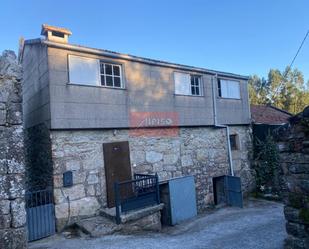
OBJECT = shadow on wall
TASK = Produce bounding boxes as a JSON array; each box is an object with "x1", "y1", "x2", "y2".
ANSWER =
[{"x1": 25, "y1": 123, "x2": 53, "y2": 190}]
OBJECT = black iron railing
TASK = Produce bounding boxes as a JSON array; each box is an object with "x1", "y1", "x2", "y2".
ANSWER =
[{"x1": 114, "y1": 173, "x2": 160, "y2": 224}]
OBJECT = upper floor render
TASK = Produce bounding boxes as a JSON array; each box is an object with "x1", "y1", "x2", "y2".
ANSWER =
[{"x1": 21, "y1": 25, "x2": 251, "y2": 130}]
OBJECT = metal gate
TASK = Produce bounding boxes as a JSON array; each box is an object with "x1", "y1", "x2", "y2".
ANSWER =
[
  {"x1": 213, "y1": 175, "x2": 243, "y2": 208},
  {"x1": 26, "y1": 188, "x2": 56, "y2": 241}
]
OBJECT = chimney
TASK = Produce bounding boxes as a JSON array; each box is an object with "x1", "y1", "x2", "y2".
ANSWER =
[{"x1": 41, "y1": 24, "x2": 72, "y2": 43}]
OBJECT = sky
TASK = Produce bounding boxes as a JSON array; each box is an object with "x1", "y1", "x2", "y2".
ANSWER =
[{"x1": 1, "y1": 0, "x2": 309, "y2": 82}]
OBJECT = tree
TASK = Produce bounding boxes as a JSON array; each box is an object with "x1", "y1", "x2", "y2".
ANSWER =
[{"x1": 249, "y1": 67, "x2": 309, "y2": 114}]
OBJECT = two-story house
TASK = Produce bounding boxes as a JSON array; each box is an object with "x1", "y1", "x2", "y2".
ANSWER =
[{"x1": 21, "y1": 25, "x2": 254, "y2": 229}]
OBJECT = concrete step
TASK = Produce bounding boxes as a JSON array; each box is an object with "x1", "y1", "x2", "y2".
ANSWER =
[
  {"x1": 75, "y1": 216, "x2": 121, "y2": 238},
  {"x1": 100, "y1": 204, "x2": 164, "y2": 224}
]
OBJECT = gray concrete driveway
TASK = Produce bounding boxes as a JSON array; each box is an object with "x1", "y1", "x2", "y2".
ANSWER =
[{"x1": 30, "y1": 199, "x2": 287, "y2": 249}]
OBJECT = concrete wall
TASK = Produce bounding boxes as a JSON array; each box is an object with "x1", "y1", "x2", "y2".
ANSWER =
[
  {"x1": 0, "y1": 51, "x2": 27, "y2": 248},
  {"x1": 50, "y1": 125, "x2": 254, "y2": 230},
  {"x1": 22, "y1": 42, "x2": 250, "y2": 129},
  {"x1": 22, "y1": 43, "x2": 50, "y2": 129},
  {"x1": 46, "y1": 46, "x2": 250, "y2": 129}
]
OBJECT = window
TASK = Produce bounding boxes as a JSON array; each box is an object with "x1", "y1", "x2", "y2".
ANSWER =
[
  {"x1": 229, "y1": 134, "x2": 239, "y2": 150},
  {"x1": 174, "y1": 72, "x2": 202, "y2": 96},
  {"x1": 218, "y1": 79, "x2": 240, "y2": 99},
  {"x1": 100, "y1": 62, "x2": 123, "y2": 88},
  {"x1": 68, "y1": 55, "x2": 100, "y2": 86}
]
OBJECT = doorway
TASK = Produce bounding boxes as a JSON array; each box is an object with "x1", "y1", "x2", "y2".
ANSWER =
[{"x1": 103, "y1": 141, "x2": 132, "y2": 208}]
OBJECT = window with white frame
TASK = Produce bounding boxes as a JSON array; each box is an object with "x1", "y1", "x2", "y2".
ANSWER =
[
  {"x1": 174, "y1": 72, "x2": 202, "y2": 96},
  {"x1": 218, "y1": 79, "x2": 240, "y2": 99},
  {"x1": 68, "y1": 55, "x2": 100, "y2": 86},
  {"x1": 100, "y1": 62, "x2": 123, "y2": 88}
]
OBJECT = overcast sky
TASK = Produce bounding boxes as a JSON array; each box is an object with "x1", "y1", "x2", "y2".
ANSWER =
[{"x1": 1, "y1": 0, "x2": 309, "y2": 82}]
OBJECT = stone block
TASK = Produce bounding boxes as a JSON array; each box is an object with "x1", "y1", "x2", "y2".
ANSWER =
[
  {"x1": 163, "y1": 154, "x2": 178, "y2": 165},
  {"x1": 54, "y1": 184, "x2": 85, "y2": 204},
  {"x1": 0, "y1": 214, "x2": 11, "y2": 229},
  {"x1": 289, "y1": 164, "x2": 309, "y2": 174},
  {"x1": 65, "y1": 160, "x2": 81, "y2": 171},
  {"x1": 0, "y1": 227, "x2": 27, "y2": 249},
  {"x1": 286, "y1": 222, "x2": 308, "y2": 238},
  {"x1": 284, "y1": 206, "x2": 301, "y2": 223},
  {"x1": 181, "y1": 155, "x2": 193, "y2": 167},
  {"x1": 0, "y1": 109, "x2": 6, "y2": 125},
  {"x1": 87, "y1": 173, "x2": 99, "y2": 184},
  {"x1": 7, "y1": 103, "x2": 22, "y2": 124},
  {"x1": 11, "y1": 198, "x2": 26, "y2": 228},
  {"x1": 55, "y1": 197, "x2": 100, "y2": 219},
  {"x1": 146, "y1": 151, "x2": 163, "y2": 163},
  {"x1": 8, "y1": 174, "x2": 25, "y2": 199},
  {"x1": 0, "y1": 200, "x2": 10, "y2": 215}
]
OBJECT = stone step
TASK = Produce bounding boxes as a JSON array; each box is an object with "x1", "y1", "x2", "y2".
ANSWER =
[
  {"x1": 99, "y1": 204, "x2": 164, "y2": 224},
  {"x1": 75, "y1": 216, "x2": 121, "y2": 238}
]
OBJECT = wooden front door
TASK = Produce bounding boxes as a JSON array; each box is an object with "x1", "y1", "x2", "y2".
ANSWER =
[{"x1": 103, "y1": 141, "x2": 132, "y2": 208}]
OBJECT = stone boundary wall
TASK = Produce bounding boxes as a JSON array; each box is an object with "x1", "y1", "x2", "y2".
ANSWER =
[
  {"x1": 51, "y1": 125, "x2": 254, "y2": 229},
  {"x1": 0, "y1": 51, "x2": 27, "y2": 248},
  {"x1": 277, "y1": 106, "x2": 309, "y2": 249}
]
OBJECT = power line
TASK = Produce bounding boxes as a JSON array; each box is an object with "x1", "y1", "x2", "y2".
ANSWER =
[{"x1": 272, "y1": 29, "x2": 309, "y2": 99}]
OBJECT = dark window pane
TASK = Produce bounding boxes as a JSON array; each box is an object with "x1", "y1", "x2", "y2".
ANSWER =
[
  {"x1": 100, "y1": 63, "x2": 105, "y2": 74},
  {"x1": 229, "y1": 135, "x2": 238, "y2": 150},
  {"x1": 218, "y1": 79, "x2": 222, "y2": 97},
  {"x1": 195, "y1": 87, "x2": 200, "y2": 95},
  {"x1": 114, "y1": 77, "x2": 121, "y2": 87},
  {"x1": 106, "y1": 76, "x2": 113, "y2": 86},
  {"x1": 195, "y1": 77, "x2": 199, "y2": 85},
  {"x1": 191, "y1": 86, "x2": 195, "y2": 95},
  {"x1": 105, "y1": 64, "x2": 112, "y2": 75},
  {"x1": 191, "y1": 76, "x2": 194, "y2": 85},
  {"x1": 101, "y1": 75, "x2": 105, "y2": 85},
  {"x1": 113, "y1": 65, "x2": 120, "y2": 76}
]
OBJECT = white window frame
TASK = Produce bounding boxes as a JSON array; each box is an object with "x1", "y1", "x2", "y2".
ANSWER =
[
  {"x1": 174, "y1": 72, "x2": 203, "y2": 96},
  {"x1": 100, "y1": 62, "x2": 124, "y2": 88},
  {"x1": 218, "y1": 79, "x2": 241, "y2": 99}
]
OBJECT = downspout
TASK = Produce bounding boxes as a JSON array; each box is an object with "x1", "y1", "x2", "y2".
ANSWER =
[{"x1": 211, "y1": 74, "x2": 234, "y2": 176}]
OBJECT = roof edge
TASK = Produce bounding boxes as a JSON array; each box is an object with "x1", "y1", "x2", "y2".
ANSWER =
[{"x1": 23, "y1": 38, "x2": 249, "y2": 80}]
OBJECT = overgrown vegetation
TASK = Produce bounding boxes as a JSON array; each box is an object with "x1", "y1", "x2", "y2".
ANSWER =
[{"x1": 253, "y1": 135, "x2": 280, "y2": 195}]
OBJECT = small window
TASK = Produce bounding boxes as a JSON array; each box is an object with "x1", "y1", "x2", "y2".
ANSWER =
[
  {"x1": 174, "y1": 72, "x2": 202, "y2": 96},
  {"x1": 100, "y1": 62, "x2": 123, "y2": 88},
  {"x1": 218, "y1": 79, "x2": 240, "y2": 99},
  {"x1": 229, "y1": 134, "x2": 239, "y2": 150}
]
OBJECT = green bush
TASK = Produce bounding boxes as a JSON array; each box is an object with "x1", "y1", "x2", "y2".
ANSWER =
[{"x1": 253, "y1": 135, "x2": 280, "y2": 194}]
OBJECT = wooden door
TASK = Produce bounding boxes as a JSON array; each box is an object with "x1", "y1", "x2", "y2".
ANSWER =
[{"x1": 103, "y1": 141, "x2": 132, "y2": 208}]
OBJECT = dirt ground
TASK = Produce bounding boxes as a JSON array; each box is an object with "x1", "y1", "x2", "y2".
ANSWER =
[{"x1": 29, "y1": 199, "x2": 287, "y2": 249}]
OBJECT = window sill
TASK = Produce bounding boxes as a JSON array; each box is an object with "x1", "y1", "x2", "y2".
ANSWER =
[
  {"x1": 174, "y1": 93, "x2": 204, "y2": 97},
  {"x1": 217, "y1": 97, "x2": 241, "y2": 100},
  {"x1": 67, "y1": 82, "x2": 126, "y2": 90}
]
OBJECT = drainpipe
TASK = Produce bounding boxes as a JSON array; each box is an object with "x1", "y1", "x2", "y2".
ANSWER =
[{"x1": 211, "y1": 74, "x2": 234, "y2": 176}]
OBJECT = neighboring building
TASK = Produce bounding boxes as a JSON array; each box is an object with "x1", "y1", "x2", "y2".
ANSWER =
[
  {"x1": 251, "y1": 104, "x2": 292, "y2": 125},
  {"x1": 21, "y1": 25, "x2": 254, "y2": 229}
]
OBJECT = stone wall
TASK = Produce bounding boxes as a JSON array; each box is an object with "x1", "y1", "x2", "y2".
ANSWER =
[
  {"x1": 277, "y1": 106, "x2": 309, "y2": 249},
  {"x1": 51, "y1": 125, "x2": 253, "y2": 229},
  {"x1": 0, "y1": 51, "x2": 27, "y2": 248}
]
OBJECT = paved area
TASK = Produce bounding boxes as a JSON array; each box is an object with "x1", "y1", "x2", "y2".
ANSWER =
[{"x1": 29, "y1": 199, "x2": 287, "y2": 249}]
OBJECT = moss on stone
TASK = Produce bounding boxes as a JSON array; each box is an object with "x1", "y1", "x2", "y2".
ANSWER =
[
  {"x1": 289, "y1": 193, "x2": 304, "y2": 209},
  {"x1": 299, "y1": 208, "x2": 309, "y2": 224}
]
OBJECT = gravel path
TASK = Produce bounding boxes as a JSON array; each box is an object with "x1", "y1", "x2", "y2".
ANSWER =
[{"x1": 29, "y1": 199, "x2": 287, "y2": 249}]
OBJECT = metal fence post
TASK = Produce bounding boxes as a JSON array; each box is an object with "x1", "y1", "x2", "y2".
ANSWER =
[
  {"x1": 155, "y1": 173, "x2": 160, "y2": 204},
  {"x1": 114, "y1": 181, "x2": 121, "y2": 225}
]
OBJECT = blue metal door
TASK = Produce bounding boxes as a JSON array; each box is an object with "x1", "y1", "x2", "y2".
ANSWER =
[
  {"x1": 168, "y1": 176, "x2": 197, "y2": 225},
  {"x1": 26, "y1": 188, "x2": 56, "y2": 241},
  {"x1": 225, "y1": 175, "x2": 243, "y2": 208}
]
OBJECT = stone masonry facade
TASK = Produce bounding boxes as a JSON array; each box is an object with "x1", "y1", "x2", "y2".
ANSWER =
[
  {"x1": 0, "y1": 51, "x2": 27, "y2": 248},
  {"x1": 277, "y1": 106, "x2": 309, "y2": 249},
  {"x1": 51, "y1": 125, "x2": 254, "y2": 229}
]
